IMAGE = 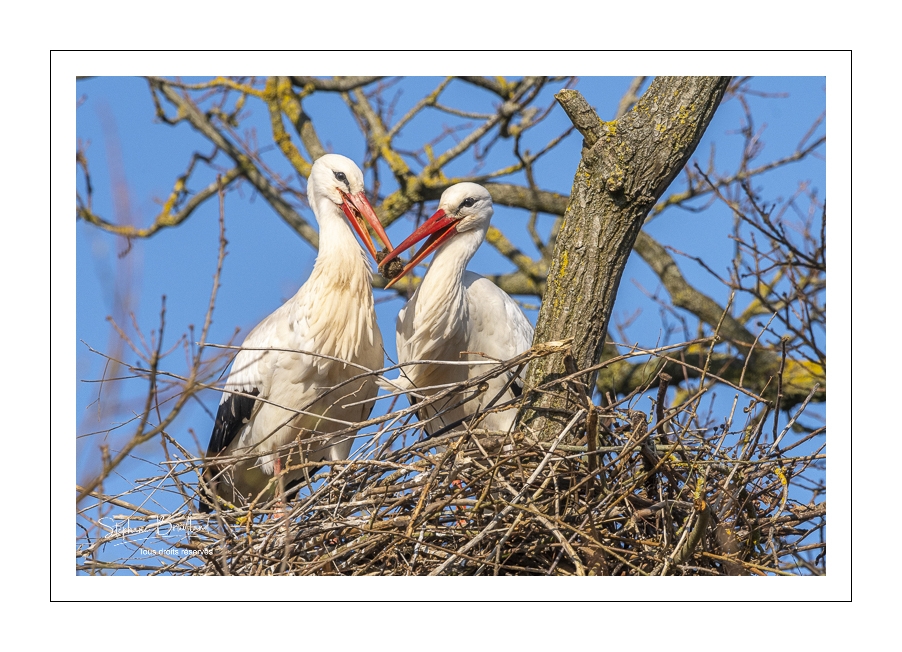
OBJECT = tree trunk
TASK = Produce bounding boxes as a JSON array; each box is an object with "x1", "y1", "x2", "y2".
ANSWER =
[{"x1": 520, "y1": 76, "x2": 732, "y2": 442}]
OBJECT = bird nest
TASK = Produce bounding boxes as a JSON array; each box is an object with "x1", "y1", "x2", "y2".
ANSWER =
[{"x1": 76, "y1": 341, "x2": 825, "y2": 576}]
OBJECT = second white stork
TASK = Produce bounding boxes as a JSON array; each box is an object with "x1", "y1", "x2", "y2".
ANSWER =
[
  {"x1": 200, "y1": 154, "x2": 392, "y2": 511},
  {"x1": 378, "y1": 182, "x2": 534, "y2": 438}
]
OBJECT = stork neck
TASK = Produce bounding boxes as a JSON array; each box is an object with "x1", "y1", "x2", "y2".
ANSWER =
[
  {"x1": 423, "y1": 227, "x2": 484, "y2": 290},
  {"x1": 314, "y1": 199, "x2": 370, "y2": 267},
  {"x1": 295, "y1": 197, "x2": 379, "y2": 365},
  {"x1": 414, "y1": 227, "x2": 484, "y2": 331}
]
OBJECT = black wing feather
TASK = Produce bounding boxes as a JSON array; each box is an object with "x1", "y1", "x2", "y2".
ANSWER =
[
  {"x1": 206, "y1": 388, "x2": 260, "y2": 456},
  {"x1": 508, "y1": 372, "x2": 523, "y2": 398}
]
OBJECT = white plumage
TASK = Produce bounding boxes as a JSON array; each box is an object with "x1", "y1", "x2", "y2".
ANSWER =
[
  {"x1": 200, "y1": 154, "x2": 391, "y2": 511},
  {"x1": 379, "y1": 183, "x2": 534, "y2": 437}
]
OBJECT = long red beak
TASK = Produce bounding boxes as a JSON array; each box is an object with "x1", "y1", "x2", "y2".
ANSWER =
[
  {"x1": 340, "y1": 190, "x2": 393, "y2": 261},
  {"x1": 380, "y1": 208, "x2": 458, "y2": 289}
]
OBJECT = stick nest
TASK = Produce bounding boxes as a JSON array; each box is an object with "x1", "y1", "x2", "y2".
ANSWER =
[{"x1": 76, "y1": 343, "x2": 825, "y2": 576}]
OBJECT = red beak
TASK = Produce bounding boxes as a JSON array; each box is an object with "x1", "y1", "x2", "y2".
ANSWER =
[
  {"x1": 340, "y1": 190, "x2": 393, "y2": 261},
  {"x1": 380, "y1": 208, "x2": 458, "y2": 289}
]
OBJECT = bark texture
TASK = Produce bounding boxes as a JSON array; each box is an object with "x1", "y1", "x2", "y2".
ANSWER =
[{"x1": 520, "y1": 77, "x2": 732, "y2": 442}]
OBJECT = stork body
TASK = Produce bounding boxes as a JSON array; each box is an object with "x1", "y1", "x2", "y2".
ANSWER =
[
  {"x1": 381, "y1": 183, "x2": 534, "y2": 436},
  {"x1": 201, "y1": 154, "x2": 391, "y2": 511}
]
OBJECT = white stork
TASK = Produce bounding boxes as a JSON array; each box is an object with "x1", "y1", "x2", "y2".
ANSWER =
[
  {"x1": 200, "y1": 154, "x2": 392, "y2": 512},
  {"x1": 378, "y1": 182, "x2": 534, "y2": 439}
]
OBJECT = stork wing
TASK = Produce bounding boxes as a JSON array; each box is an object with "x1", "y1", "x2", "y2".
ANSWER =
[
  {"x1": 204, "y1": 306, "x2": 289, "y2": 456},
  {"x1": 465, "y1": 273, "x2": 535, "y2": 364},
  {"x1": 465, "y1": 274, "x2": 534, "y2": 399},
  {"x1": 206, "y1": 352, "x2": 268, "y2": 456},
  {"x1": 207, "y1": 387, "x2": 260, "y2": 456}
]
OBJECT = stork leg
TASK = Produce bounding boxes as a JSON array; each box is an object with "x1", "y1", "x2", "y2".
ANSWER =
[{"x1": 273, "y1": 456, "x2": 287, "y2": 519}]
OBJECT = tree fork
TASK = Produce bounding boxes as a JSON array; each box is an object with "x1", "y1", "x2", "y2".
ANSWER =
[{"x1": 519, "y1": 77, "x2": 732, "y2": 442}]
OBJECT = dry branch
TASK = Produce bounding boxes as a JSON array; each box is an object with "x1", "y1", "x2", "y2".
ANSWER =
[{"x1": 76, "y1": 339, "x2": 825, "y2": 576}]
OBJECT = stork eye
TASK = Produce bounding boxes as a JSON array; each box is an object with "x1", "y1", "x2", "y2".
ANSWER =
[
  {"x1": 334, "y1": 171, "x2": 350, "y2": 188},
  {"x1": 459, "y1": 197, "x2": 476, "y2": 210}
]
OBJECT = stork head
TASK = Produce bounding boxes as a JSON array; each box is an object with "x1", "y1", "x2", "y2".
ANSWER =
[
  {"x1": 379, "y1": 182, "x2": 493, "y2": 289},
  {"x1": 308, "y1": 154, "x2": 393, "y2": 260}
]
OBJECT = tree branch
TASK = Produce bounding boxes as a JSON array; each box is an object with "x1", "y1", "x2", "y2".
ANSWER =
[
  {"x1": 520, "y1": 77, "x2": 732, "y2": 442},
  {"x1": 149, "y1": 77, "x2": 321, "y2": 249}
]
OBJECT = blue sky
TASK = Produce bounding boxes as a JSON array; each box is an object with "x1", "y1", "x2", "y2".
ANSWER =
[{"x1": 61, "y1": 53, "x2": 851, "y2": 597}]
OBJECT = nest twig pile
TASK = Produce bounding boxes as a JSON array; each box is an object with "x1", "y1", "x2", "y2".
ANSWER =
[{"x1": 76, "y1": 341, "x2": 825, "y2": 576}]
